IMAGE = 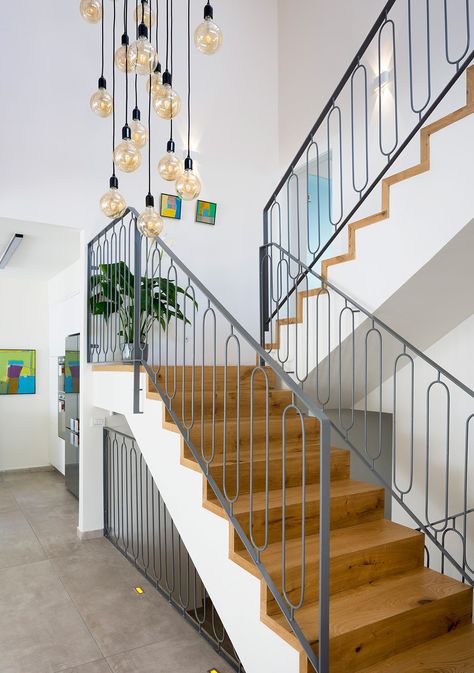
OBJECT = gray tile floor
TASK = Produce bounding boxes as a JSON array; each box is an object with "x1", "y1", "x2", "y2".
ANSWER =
[{"x1": 0, "y1": 469, "x2": 235, "y2": 673}]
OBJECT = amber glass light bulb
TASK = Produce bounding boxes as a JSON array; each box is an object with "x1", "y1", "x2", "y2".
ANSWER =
[
  {"x1": 129, "y1": 25, "x2": 158, "y2": 76},
  {"x1": 130, "y1": 109, "x2": 148, "y2": 149},
  {"x1": 114, "y1": 35, "x2": 131, "y2": 72},
  {"x1": 175, "y1": 159, "x2": 201, "y2": 201},
  {"x1": 137, "y1": 197, "x2": 164, "y2": 238},
  {"x1": 134, "y1": 1, "x2": 155, "y2": 29},
  {"x1": 113, "y1": 127, "x2": 142, "y2": 173},
  {"x1": 80, "y1": 0, "x2": 102, "y2": 23},
  {"x1": 194, "y1": 4, "x2": 222, "y2": 55},
  {"x1": 158, "y1": 141, "x2": 182, "y2": 181},
  {"x1": 153, "y1": 84, "x2": 181, "y2": 119},
  {"x1": 147, "y1": 69, "x2": 167, "y2": 99},
  {"x1": 90, "y1": 78, "x2": 113, "y2": 117},
  {"x1": 100, "y1": 178, "x2": 127, "y2": 218}
]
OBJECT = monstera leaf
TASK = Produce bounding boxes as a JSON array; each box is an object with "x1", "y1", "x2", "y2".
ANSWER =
[{"x1": 89, "y1": 261, "x2": 197, "y2": 344}]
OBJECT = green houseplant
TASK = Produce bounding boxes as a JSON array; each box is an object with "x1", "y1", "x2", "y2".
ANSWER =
[{"x1": 89, "y1": 261, "x2": 196, "y2": 360}]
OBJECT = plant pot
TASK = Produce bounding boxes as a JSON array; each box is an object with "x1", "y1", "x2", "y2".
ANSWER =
[{"x1": 122, "y1": 343, "x2": 149, "y2": 362}]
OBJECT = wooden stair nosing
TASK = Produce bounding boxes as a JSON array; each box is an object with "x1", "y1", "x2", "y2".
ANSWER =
[
  {"x1": 267, "y1": 567, "x2": 473, "y2": 673},
  {"x1": 356, "y1": 623, "x2": 474, "y2": 673}
]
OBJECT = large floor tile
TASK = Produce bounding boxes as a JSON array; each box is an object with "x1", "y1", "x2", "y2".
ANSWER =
[
  {"x1": 107, "y1": 634, "x2": 236, "y2": 673},
  {"x1": 52, "y1": 539, "x2": 144, "y2": 595},
  {"x1": 69, "y1": 581, "x2": 188, "y2": 657},
  {"x1": 0, "y1": 560, "x2": 102, "y2": 672},
  {"x1": 26, "y1": 503, "x2": 83, "y2": 558},
  {"x1": 0, "y1": 509, "x2": 45, "y2": 569},
  {"x1": 62, "y1": 659, "x2": 112, "y2": 673},
  {"x1": 5, "y1": 471, "x2": 73, "y2": 510},
  {"x1": 0, "y1": 484, "x2": 19, "y2": 513}
]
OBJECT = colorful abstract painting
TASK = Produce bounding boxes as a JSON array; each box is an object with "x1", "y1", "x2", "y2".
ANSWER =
[
  {"x1": 196, "y1": 200, "x2": 217, "y2": 225},
  {"x1": 160, "y1": 193, "x2": 182, "y2": 220},
  {"x1": 0, "y1": 350, "x2": 36, "y2": 395},
  {"x1": 65, "y1": 350, "x2": 80, "y2": 393}
]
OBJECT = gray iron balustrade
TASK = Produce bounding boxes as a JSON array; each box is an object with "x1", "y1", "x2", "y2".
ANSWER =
[
  {"x1": 260, "y1": 0, "x2": 474, "y2": 344},
  {"x1": 103, "y1": 427, "x2": 245, "y2": 671},
  {"x1": 261, "y1": 240, "x2": 474, "y2": 587}
]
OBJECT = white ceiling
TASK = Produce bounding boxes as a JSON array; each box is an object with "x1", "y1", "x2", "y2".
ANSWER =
[{"x1": 0, "y1": 218, "x2": 80, "y2": 280}]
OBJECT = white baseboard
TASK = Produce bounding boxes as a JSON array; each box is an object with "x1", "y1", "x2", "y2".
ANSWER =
[{"x1": 77, "y1": 527, "x2": 104, "y2": 540}]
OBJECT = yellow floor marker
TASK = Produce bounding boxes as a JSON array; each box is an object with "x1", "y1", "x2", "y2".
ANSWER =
[{"x1": 134, "y1": 586, "x2": 144, "y2": 594}]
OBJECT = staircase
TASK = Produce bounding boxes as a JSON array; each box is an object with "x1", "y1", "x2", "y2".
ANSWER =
[
  {"x1": 88, "y1": 1, "x2": 474, "y2": 671},
  {"x1": 147, "y1": 368, "x2": 474, "y2": 673}
]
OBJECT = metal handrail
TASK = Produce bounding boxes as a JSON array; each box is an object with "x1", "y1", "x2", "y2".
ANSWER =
[{"x1": 261, "y1": 0, "x2": 474, "y2": 339}]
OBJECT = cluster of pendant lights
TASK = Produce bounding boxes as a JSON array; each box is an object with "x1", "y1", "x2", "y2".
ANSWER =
[{"x1": 80, "y1": 0, "x2": 222, "y2": 237}]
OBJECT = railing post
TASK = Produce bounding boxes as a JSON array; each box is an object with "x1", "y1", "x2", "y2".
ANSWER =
[
  {"x1": 103, "y1": 427, "x2": 108, "y2": 536},
  {"x1": 133, "y1": 221, "x2": 142, "y2": 413},
  {"x1": 259, "y1": 209, "x2": 269, "y2": 360},
  {"x1": 86, "y1": 242, "x2": 92, "y2": 363},
  {"x1": 319, "y1": 417, "x2": 331, "y2": 673}
]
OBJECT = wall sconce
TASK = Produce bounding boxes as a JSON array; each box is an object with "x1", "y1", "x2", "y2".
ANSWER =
[{"x1": 373, "y1": 70, "x2": 391, "y2": 93}]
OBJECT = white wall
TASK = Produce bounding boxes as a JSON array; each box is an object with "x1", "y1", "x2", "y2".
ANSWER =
[
  {"x1": 278, "y1": 0, "x2": 386, "y2": 167},
  {"x1": 48, "y1": 260, "x2": 82, "y2": 474},
  {"x1": 0, "y1": 277, "x2": 50, "y2": 471}
]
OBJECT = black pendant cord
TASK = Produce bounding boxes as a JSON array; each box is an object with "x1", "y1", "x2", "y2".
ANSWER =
[
  {"x1": 134, "y1": 0, "x2": 139, "y2": 107},
  {"x1": 155, "y1": 0, "x2": 159, "y2": 55},
  {"x1": 124, "y1": 0, "x2": 129, "y2": 126},
  {"x1": 100, "y1": 0, "x2": 105, "y2": 79},
  {"x1": 169, "y1": 0, "x2": 174, "y2": 143},
  {"x1": 112, "y1": 0, "x2": 117, "y2": 177},
  {"x1": 148, "y1": 69, "x2": 152, "y2": 197},
  {"x1": 165, "y1": 0, "x2": 170, "y2": 72},
  {"x1": 186, "y1": 0, "x2": 191, "y2": 160}
]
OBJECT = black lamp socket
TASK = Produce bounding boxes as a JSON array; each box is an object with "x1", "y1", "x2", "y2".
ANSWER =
[
  {"x1": 121, "y1": 33, "x2": 129, "y2": 46},
  {"x1": 204, "y1": 3, "x2": 213, "y2": 20},
  {"x1": 154, "y1": 61, "x2": 162, "y2": 74},
  {"x1": 132, "y1": 107, "x2": 141, "y2": 121},
  {"x1": 109, "y1": 176, "x2": 119, "y2": 189},
  {"x1": 138, "y1": 22, "x2": 148, "y2": 39},
  {"x1": 122, "y1": 124, "x2": 131, "y2": 140},
  {"x1": 167, "y1": 139, "x2": 176, "y2": 153},
  {"x1": 162, "y1": 70, "x2": 172, "y2": 86},
  {"x1": 98, "y1": 76, "x2": 107, "y2": 90},
  {"x1": 184, "y1": 156, "x2": 193, "y2": 171},
  {"x1": 145, "y1": 193, "x2": 154, "y2": 208}
]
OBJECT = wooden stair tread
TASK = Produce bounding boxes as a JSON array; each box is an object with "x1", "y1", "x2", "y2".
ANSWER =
[
  {"x1": 272, "y1": 567, "x2": 472, "y2": 643},
  {"x1": 228, "y1": 479, "x2": 383, "y2": 514},
  {"x1": 203, "y1": 445, "x2": 346, "y2": 466},
  {"x1": 356, "y1": 624, "x2": 474, "y2": 673},
  {"x1": 256, "y1": 519, "x2": 423, "y2": 570}
]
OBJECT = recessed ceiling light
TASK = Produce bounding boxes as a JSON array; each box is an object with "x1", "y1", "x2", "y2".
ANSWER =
[{"x1": 0, "y1": 234, "x2": 23, "y2": 269}]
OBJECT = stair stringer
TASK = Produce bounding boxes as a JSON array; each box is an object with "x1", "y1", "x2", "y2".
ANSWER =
[{"x1": 92, "y1": 367, "x2": 304, "y2": 673}]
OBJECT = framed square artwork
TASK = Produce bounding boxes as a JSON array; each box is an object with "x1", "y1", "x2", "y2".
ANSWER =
[
  {"x1": 160, "y1": 193, "x2": 182, "y2": 220},
  {"x1": 0, "y1": 349, "x2": 36, "y2": 395},
  {"x1": 196, "y1": 200, "x2": 217, "y2": 225}
]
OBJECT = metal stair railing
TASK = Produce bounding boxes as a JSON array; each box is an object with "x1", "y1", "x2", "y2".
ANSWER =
[
  {"x1": 103, "y1": 427, "x2": 245, "y2": 672},
  {"x1": 261, "y1": 0, "x2": 474, "y2": 346},
  {"x1": 88, "y1": 208, "x2": 332, "y2": 673},
  {"x1": 262, "y1": 240, "x2": 474, "y2": 589}
]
